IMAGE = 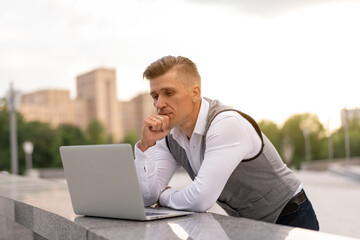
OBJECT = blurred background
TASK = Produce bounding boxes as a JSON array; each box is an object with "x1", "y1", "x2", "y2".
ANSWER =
[{"x1": 1, "y1": 0, "x2": 359, "y2": 238}]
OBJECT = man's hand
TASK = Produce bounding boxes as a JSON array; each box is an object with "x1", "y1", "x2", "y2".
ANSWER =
[
  {"x1": 138, "y1": 114, "x2": 171, "y2": 152},
  {"x1": 153, "y1": 186, "x2": 172, "y2": 208}
]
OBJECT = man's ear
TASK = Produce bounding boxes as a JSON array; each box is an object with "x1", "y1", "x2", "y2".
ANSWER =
[{"x1": 192, "y1": 84, "x2": 201, "y2": 102}]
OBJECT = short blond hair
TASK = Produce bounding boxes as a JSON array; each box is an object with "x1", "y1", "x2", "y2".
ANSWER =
[{"x1": 143, "y1": 56, "x2": 201, "y2": 87}]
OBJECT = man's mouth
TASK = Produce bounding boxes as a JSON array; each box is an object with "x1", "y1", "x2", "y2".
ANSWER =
[{"x1": 158, "y1": 112, "x2": 172, "y2": 118}]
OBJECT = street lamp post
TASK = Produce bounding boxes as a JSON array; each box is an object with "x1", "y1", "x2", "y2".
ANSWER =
[
  {"x1": 23, "y1": 141, "x2": 34, "y2": 170},
  {"x1": 327, "y1": 119, "x2": 334, "y2": 162},
  {"x1": 300, "y1": 118, "x2": 313, "y2": 163},
  {"x1": 302, "y1": 127, "x2": 311, "y2": 163},
  {"x1": 343, "y1": 109, "x2": 351, "y2": 168},
  {"x1": 282, "y1": 135, "x2": 294, "y2": 165},
  {"x1": 6, "y1": 82, "x2": 21, "y2": 175}
]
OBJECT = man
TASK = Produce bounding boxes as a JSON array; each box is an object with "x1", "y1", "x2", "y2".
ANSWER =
[{"x1": 134, "y1": 56, "x2": 319, "y2": 230}]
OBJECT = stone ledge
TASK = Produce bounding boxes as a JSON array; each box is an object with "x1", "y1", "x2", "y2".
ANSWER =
[{"x1": 0, "y1": 173, "x2": 357, "y2": 240}]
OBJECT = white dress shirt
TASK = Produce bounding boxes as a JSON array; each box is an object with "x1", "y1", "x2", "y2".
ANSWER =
[{"x1": 134, "y1": 98, "x2": 265, "y2": 212}]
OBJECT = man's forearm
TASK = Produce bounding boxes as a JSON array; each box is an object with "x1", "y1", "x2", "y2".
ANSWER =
[
  {"x1": 134, "y1": 143, "x2": 162, "y2": 206},
  {"x1": 135, "y1": 138, "x2": 180, "y2": 207}
]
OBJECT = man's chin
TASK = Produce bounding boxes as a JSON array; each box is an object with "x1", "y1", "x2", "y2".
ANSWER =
[
  {"x1": 168, "y1": 118, "x2": 180, "y2": 129},
  {"x1": 167, "y1": 122, "x2": 175, "y2": 129}
]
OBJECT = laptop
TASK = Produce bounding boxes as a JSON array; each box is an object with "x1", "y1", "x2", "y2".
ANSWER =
[{"x1": 60, "y1": 144, "x2": 194, "y2": 221}]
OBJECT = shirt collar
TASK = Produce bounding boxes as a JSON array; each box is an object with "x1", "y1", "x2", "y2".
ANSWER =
[
  {"x1": 192, "y1": 98, "x2": 209, "y2": 136},
  {"x1": 171, "y1": 97, "x2": 209, "y2": 139}
]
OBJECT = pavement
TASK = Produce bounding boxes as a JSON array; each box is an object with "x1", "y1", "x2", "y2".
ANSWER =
[
  {"x1": 295, "y1": 170, "x2": 360, "y2": 239},
  {"x1": 169, "y1": 170, "x2": 360, "y2": 239}
]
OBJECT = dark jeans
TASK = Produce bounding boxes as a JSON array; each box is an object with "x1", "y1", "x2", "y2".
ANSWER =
[{"x1": 276, "y1": 192, "x2": 320, "y2": 231}]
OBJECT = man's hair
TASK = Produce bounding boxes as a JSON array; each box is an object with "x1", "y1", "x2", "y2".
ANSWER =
[{"x1": 143, "y1": 56, "x2": 201, "y2": 87}]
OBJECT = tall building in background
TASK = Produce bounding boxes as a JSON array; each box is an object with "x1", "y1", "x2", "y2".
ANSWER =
[
  {"x1": 19, "y1": 90, "x2": 74, "y2": 128},
  {"x1": 122, "y1": 93, "x2": 155, "y2": 136},
  {"x1": 17, "y1": 67, "x2": 155, "y2": 142},
  {"x1": 76, "y1": 68, "x2": 122, "y2": 141}
]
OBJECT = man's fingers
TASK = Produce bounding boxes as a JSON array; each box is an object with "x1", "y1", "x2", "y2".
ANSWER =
[
  {"x1": 144, "y1": 117, "x2": 156, "y2": 130},
  {"x1": 140, "y1": 115, "x2": 171, "y2": 152},
  {"x1": 161, "y1": 116, "x2": 169, "y2": 132},
  {"x1": 154, "y1": 115, "x2": 170, "y2": 132},
  {"x1": 146, "y1": 115, "x2": 169, "y2": 132},
  {"x1": 153, "y1": 117, "x2": 162, "y2": 131}
]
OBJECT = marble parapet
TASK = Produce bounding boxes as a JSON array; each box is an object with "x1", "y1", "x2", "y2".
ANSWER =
[{"x1": 0, "y1": 173, "x2": 357, "y2": 240}]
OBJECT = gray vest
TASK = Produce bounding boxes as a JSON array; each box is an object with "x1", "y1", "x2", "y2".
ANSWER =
[{"x1": 165, "y1": 98, "x2": 300, "y2": 223}]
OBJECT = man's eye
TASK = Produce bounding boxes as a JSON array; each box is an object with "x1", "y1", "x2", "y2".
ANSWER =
[
  {"x1": 152, "y1": 95, "x2": 158, "y2": 100},
  {"x1": 166, "y1": 91, "x2": 174, "y2": 96}
]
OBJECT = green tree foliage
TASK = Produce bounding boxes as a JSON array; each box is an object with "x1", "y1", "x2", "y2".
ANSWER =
[
  {"x1": 18, "y1": 121, "x2": 56, "y2": 170},
  {"x1": 258, "y1": 120, "x2": 282, "y2": 152},
  {"x1": 0, "y1": 111, "x2": 115, "y2": 173},
  {"x1": 281, "y1": 113, "x2": 327, "y2": 168},
  {"x1": 51, "y1": 124, "x2": 87, "y2": 167},
  {"x1": 56, "y1": 124, "x2": 87, "y2": 146},
  {"x1": 331, "y1": 117, "x2": 360, "y2": 158},
  {"x1": 85, "y1": 119, "x2": 109, "y2": 144},
  {"x1": 332, "y1": 128, "x2": 346, "y2": 159},
  {"x1": 0, "y1": 107, "x2": 29, "y2": 173},
  {"x1": 0, "y1": 107, "x2": 57, "y2": 173},
  {"x1": 1, "y1": 102, "x2": 360, "y2": 173},
  {"x1": 0, "y1": 107, "x2": 11, "y2": 171},
  {"x1": 123, "y1": 131, "x2": 140, "y2": 147},
  {"x1": 348, "y1": 118, "x2": 360, "y2": 157}
]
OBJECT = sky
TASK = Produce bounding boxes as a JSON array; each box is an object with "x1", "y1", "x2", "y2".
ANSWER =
[{"x1": 1, "y1": 0, "x2": 359, "y2": 131}]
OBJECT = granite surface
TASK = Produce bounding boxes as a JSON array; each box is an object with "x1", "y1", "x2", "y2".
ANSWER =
[{"x1": 0, "y1": 173, "x2": 358, "y2": 240}]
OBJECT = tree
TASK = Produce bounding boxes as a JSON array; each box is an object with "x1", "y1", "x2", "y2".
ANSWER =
[
  {"x1": 0, "y1": 106, "x2": 31, "y2": 173},
  {"x1": 0, "y1": 106, "x2": 61, "y2": 173},
  {"x1": 0, "y1": 107, "x2": 117, "y2": 173},
  {"x1": 281, "y1": 113, "x2": 327, "y2": 168},
  {"x1": 85, "y1": 119, "x2": 108, "y2": 144},
  {"x1": 123, "y1": 131, "x2": 140, "y2": 147},
  {"x1": 258, "y1": 120, "x2": 282, "y2": 152},
  {"x1": 51, "y1": 124, "x2": 87, "y2": 167},
  {"x1": 332, "y1": 117, "x2": 360, "y2": 158},
  {"x1": 0, "y1": 107, "x2": 11, "y2": 171},
  {"x1": 348, "y1": 117, "x2": 360, "y2": 157},
  {"x1": 18, "y1": 120, "x2": 57, "y2": 170}
]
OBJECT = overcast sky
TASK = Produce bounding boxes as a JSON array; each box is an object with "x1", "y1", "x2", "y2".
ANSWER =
[{"x1": 1, "y1": 0, "x2": 359, "y2": 131}]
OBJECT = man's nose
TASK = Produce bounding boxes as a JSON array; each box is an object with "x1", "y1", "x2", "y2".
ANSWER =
[{"x1": 155, "y1": 95, "x2": 166, "y2": 111}]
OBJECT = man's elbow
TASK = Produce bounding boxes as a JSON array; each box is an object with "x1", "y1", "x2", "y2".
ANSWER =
[{"x1": 192, "y1": 200, "x2": 213, "y2": 212}]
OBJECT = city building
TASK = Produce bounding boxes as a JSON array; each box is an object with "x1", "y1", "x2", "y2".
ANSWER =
[
  {"x1": 76, "y1": 68, "x2": 122, "y2": 141},
  {"x1": 19, "y1": 89, "x2": 74, "y2": 128},
  {"x1": 17, "y1": 68, "x2": 154, "y2": 142},
  {"x1": 121, "y1": 92, "x2": 154, "y2": 137}
]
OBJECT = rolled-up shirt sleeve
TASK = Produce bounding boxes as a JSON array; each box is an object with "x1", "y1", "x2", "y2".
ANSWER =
[{"x1": 159, "y1": 113, "x2": 262, "y2": 212}]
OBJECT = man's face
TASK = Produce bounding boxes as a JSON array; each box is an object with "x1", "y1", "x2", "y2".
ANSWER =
[{"x1": 149, "y1": 70, "x2": 199, "y2": 129}]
